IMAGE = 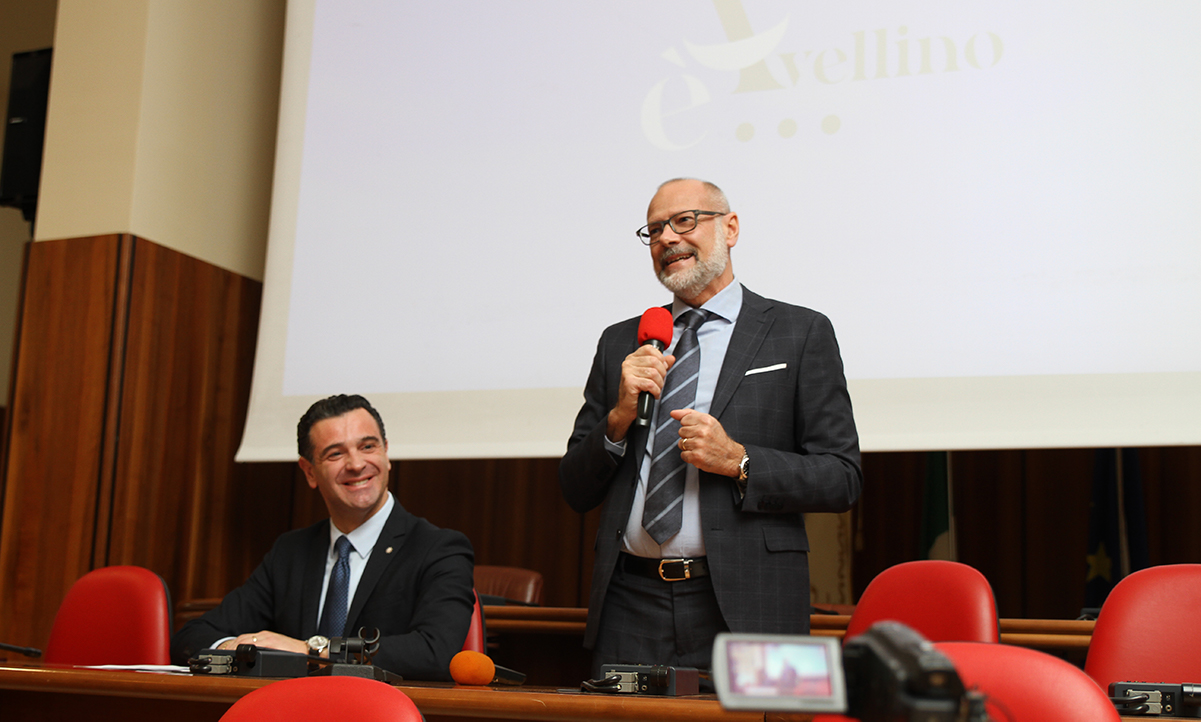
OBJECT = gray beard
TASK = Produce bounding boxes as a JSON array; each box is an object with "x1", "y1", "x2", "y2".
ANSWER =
[{"x1": 657, "y1": 232, "x2": 729, "y2": 300}]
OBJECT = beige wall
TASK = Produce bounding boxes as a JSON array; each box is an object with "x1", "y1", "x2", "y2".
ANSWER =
[
  {"x1": 34, "y1": 0, "x2": 284, "y2": 281},
  {"x1": 0, "y1": 0, "x2": 58, "y2": 401},
  {"x1": 0, "y1": 0, "x2": 283, "y2": 403}
]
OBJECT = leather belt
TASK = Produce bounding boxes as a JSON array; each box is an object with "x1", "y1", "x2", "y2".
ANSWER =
[{"x1": 620, "y1": 553, "x2": 710, "y2": 582}]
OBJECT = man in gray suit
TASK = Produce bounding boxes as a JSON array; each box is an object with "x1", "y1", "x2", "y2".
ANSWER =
[{"x1": 559, "y1": 178, "x2": 862, "y2": 675}]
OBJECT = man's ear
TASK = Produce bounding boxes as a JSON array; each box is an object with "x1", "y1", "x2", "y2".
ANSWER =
[
  {"x1": 298, "y1": 456, "x2": 318, "y2": 489},
  {"x1": 724, "y1": 212, "x2": 739, "y2": 249}
]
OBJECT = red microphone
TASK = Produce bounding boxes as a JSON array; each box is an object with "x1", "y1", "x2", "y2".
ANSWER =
[
  {"x1": 635, "y1": 307, "x2": 674, "y2": 428},
  {"x1": 449, "y1": 650, "x2": 526, "y2": 686}
]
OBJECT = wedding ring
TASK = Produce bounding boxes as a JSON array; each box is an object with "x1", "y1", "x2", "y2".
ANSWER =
[{"x1": 680, "y1": 438, "x2": 688, "y2": 451}]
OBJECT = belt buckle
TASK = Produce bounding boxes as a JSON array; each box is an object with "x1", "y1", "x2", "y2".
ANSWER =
[{"x1": 658, "y1": 558, "x2": 690, "y2": 582}]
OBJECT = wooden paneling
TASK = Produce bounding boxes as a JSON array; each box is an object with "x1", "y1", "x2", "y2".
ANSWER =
[
  {"x1": 1142, "y1": 446, "x2": 1201, "y2": 563},
  {"x1": 394, "y1": 458, "x2": 593, "y2": 609},
  {"x1": 0, "y1": 236, "x2": 126, "y2": 648},
  {"x1": 0, "y1": 235, "x2": 283, "y2": 649},
  {"x1": 852, "y1": 447, "x2": 1201, "y2": 623},
  {"x1": 105, "y1": 238, "x2": 294, "y2": 603}
]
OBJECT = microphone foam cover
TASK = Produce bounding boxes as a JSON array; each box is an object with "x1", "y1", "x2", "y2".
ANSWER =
[
  {"x1": 637, "y1": 307, "x2": 674, "y2": 346},
  {"x1": 450, "y1": 650, "x2": 496, "y2": 686}
]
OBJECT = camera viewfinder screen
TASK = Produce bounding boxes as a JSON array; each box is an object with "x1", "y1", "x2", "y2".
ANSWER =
[{"x1": 725, "y1": 639, "x2": 835, "y2": 698}]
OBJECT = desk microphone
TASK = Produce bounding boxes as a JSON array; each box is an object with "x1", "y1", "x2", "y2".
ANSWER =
[
  {"x1": 449, "y1": 650, "x2": 526, "y2": 686},
  {"x1": 634, "y1": 307, "x2": 673, "y2": 427}
]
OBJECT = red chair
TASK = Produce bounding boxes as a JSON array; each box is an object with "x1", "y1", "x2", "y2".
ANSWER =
[
  {"x1": 936, "y1": 642, "x2": 1121, "y2": 721},
  {"x1": 461, "y1": 589, "x2": 485, "y2": 653},
  {"x1": 44, "y1": 565, "x2": 172, "y2": 665},
  {"x1": 220, "y1": 675, "x2": 422, "y2": 721},
  {"x1": 844, "y1": 560, "x2": 999, "y2": 644},
  {"x1": 1085, "y1": 564, "x2": 1201, "y2": 690},
  {"x1": 474, "y1": 565, "x2": 544, "y2": 605}
]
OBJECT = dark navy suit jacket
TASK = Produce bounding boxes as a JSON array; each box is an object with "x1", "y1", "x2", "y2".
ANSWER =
[{"x1": 171, "y1": 501, "x2": 474, "y2": 680}]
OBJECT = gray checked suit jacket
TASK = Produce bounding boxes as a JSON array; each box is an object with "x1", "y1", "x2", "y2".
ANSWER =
[{"x1": 559, "y1": 286, "x2": 862, "y2": 649}]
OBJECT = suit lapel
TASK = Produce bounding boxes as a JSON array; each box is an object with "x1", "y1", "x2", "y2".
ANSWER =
[
  {"x1": 346, "y1": 503, "x2": 409, "y2": 630},
  {"x1": 710, "y1": 288, "x2": 774, "y2": 420},
  {"x1": 301, "y1": 520, "x2": 330, "y2": 635}
]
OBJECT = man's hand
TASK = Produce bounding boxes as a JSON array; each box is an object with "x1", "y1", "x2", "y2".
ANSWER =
[
  {"x1": 218, "y1": 630, "x2": 310, "y2": 656},
  {"x1": 607, "y1": 345, "x2": 675, "y2": 442},
  {"x1": 672, "y1": 408, "x2": 744, "y2": 477}
]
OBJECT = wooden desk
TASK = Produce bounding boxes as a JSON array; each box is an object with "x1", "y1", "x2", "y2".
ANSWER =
[
  {"x1": 0, "y1": 662, "x2": 1173, "y2": 722},
  {"x1": 0, "y1": 663, "x2": 793, "y2": 722},
  {"x1": 176, "y1": 603, "x2": 1099, "y2": 687}
]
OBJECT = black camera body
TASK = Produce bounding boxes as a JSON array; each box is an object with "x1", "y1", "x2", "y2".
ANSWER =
[{"x1": 842, "y1": 622, "x2": 977, "y2": 722}]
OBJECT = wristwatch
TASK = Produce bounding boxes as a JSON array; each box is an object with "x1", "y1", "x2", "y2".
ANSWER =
[
  {"x1": 306, "y1": 635, "x2": 330, "y2": 655},
  {"x1": 737, "y1": 450, "x2": 750, "y2": 491}
]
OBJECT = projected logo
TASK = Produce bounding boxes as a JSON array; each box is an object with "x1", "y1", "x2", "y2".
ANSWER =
[{"x1": 642, "y1": 1, "x2": 1004, "y2": 150}]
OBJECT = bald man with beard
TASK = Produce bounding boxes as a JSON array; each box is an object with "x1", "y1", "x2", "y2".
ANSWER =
[{"x1": 560, "y1": 178, "x2": 862, "y2": 676}]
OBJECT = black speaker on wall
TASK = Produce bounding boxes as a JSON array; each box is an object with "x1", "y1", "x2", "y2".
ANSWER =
[{"x1": 0, "y1": 48, "x2": 53, "y2": 224}]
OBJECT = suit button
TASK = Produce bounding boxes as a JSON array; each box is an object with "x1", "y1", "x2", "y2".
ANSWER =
[{"x1": 615, "y1": 529, "x2": 623, "y2": 538}]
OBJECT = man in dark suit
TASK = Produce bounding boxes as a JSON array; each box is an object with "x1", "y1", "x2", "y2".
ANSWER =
[
  {"x1": 171, "y1": 394, "x2": 474, "y2": 680},
  {"x1": 559, "y1": 179, "x2": 861, "y2": 674}
]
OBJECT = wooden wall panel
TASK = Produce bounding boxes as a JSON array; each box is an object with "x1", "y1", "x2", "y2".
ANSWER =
[
  {"x1": 105, "y1": 238, "x2": 294, "y2": 604},
  {"x1": 1141, "y1": 446, "x2": 1201, "y2": 564},
  {"x1": 0, "y1": 235, "x2": 293, "y2": 650},
  {"x1": 394, "y1": 458, "x2": 592, "y2": 608},
  {"x1": 0, "y1": 236, "x2": 124, "y2": 649},
  {"x1": 852, "y1": 451, "x2": 924, "y2": 593},
  {"x1": 1021, "y1": 449, "x2": 1093, "y2": 619},
  {"x1": 852, "y1": 447, "x2": 1201, "y2": 623}
]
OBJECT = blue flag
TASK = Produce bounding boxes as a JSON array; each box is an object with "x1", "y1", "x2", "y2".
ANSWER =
[{"x1": 1084, "y1": 448, "x2": 1148, "y2": 609}]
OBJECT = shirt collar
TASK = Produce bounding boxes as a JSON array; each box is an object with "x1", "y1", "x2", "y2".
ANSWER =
[
  {"x1": 671, "y1": 278, "x2": 742, "y2": 325},
  {"x1": 329, "y1": 492, "x2": 394, "y2": 559}
]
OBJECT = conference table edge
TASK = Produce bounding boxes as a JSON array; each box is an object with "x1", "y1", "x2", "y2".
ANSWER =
[{"x1": 0, "y1": 664, "x2": 778, "y2": 722}]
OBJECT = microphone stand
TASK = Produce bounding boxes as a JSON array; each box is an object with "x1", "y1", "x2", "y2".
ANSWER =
[{"x1": 0, "y1": 641, "x2": 42, "y2": 658}]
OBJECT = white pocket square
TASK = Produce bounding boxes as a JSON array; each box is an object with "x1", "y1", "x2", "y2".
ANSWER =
[{"x1": 745, "y1": 363, "x2": 787, "y2": 377}]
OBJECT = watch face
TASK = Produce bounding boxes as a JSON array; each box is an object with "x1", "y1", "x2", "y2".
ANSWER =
[{"x1": 307, "y1": 635, "x2": 329, "y2": 650}]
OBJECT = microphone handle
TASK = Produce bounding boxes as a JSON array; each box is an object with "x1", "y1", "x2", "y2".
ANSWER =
[{"x1": 633, "y1": 339, "x2": 666, "y2": 427}]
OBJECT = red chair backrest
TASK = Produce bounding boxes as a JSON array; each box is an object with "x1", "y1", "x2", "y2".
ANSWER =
[
  {"x1": 1085, "y1": 564, "x2": 1201, "y2": 690},
  {"x1": 461, "y1": 589, "x2": 485, "y2": 653},
  {"x1": 473, "y1": 565, "x2": 544, "y2": 605},
  {"x1": 937, "y1": 642, "x2": 1121, "y2": 721},
  {"x1": 44, "y1": 565, "x2": 172, "y2": 665},
  {"x1": 220, "y1": 675, "x2": 422, "y2": 721},
  {"x1": 844, "y1": 560, "x2": 999, "y2": 643}
]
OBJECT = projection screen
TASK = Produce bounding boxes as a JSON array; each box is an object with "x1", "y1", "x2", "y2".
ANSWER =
[{"x1": 237, "y1": 0, "x2": 1201, "y2": 461}]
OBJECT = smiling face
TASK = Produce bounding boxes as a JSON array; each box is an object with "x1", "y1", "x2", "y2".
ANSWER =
[
  {"x1": 298, "y1": 408, "x2": 392, "y2": 533},
  {"x1": 647, "y1": 179, "x2": 738, "y2": 306}
]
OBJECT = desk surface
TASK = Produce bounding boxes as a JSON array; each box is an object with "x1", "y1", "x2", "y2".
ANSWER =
[
  {"x1": 0, "y1": 662, "x2": 1169, "y2": 722},
  {"x1": 0, "y1": 663, "x2": 784, "y2": 722}
]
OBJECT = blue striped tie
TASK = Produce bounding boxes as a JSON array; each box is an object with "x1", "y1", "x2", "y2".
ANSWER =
[
  {"x1": 642, "y1": 310, "x2": 708, "y2": 544},
  {"x1": 318, "y1": 535, "x2": 354, "y2": 637}
]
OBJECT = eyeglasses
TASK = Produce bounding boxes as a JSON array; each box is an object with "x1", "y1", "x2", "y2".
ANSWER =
[{"x1": 636, "y1": 210, "x2": 727, "y2": 245}]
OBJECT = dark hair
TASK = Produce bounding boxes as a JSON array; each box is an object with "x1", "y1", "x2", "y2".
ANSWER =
[{"x1": 297, "y1": 394, "x2": 387, "y2": 460}]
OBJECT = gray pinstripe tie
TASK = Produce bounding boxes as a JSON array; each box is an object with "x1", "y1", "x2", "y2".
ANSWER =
[{"x1": 642, "y1": 310, "x2": 708, "y2": 544}]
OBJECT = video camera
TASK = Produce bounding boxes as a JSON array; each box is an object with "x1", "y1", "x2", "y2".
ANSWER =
[{"x1": 713, "y1": 622, "x2": 988, "y2": 721}]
